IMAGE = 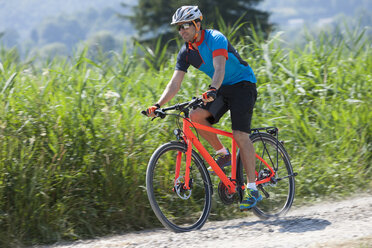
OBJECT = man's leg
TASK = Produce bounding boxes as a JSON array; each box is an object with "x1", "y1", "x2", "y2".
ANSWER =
[
  {"x1": 234, "y1": 129, "x2": 262, "y2": 210},
  {"x1": 189, "y1": 108, "x2": 224, "y2": 151},
  {"x1": 232, "y1": 130, "x2": 256, "y2": 184},
  {"x1": 226, "y1": 82, "x2": 260, "y2": 210}
]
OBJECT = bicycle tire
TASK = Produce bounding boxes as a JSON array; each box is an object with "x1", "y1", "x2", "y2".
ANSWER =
[
  {"x1": 237, "y1": 132, "x2": 295, "y2": 219},
  {"x1": 146, "y1": 141, "x2": 213, "y2": 232}
]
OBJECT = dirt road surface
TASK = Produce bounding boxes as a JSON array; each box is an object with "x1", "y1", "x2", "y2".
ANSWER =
[{"x1": 38, "y1": 194, "x2": 372, "y2": 248}]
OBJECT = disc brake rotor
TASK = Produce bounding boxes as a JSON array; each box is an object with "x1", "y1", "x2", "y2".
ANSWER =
[{"x1": 174, "y1": 176, "x2": 192, "y2": 200}]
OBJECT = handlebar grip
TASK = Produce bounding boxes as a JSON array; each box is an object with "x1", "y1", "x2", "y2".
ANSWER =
[{"x1": 141, "y1": 109, "x2": 165, "y2": 119}]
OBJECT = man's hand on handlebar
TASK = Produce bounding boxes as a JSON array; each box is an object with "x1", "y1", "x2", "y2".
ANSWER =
[
  {"x1": 145, "y1": 104, "x2": 161, "y2": 117},
  {"x1": 141, "y1": 98, "x2": 204, "y2": 119},
  {"x1": 202, "y1": 86, "x2": 217, "y2": 103}
]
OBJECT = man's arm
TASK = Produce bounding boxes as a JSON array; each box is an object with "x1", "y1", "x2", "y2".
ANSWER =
[
  {"x1": 202, "y1": 55, "x2": 226, "y2": 103},
  {"x1": 156, "y1": 70, "x2": 186, "y2": 106},
  {"x1": 211, "y1": 55, "x2": 226, "y2": 89}
]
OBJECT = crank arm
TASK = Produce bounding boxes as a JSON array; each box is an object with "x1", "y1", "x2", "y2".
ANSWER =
[{"x1": 258, "y1": 184, "x2": 270, "y2": 198}]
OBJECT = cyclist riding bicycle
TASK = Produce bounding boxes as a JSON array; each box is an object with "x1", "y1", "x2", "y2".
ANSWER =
[{"x1": 146, "y1": 6, "x2": 262, "y2": 210}]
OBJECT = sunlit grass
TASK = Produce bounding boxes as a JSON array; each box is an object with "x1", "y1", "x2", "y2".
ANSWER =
[{"x1": 0, "y1": 24, "x2": 371, "y2": 246}]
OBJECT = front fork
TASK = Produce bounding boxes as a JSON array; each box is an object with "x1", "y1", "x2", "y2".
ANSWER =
[
  {"x1": 174, "y1": 138, "x2": 192, "y2": 190},
  {"x1": 184, "y1": 139, "x2": 193, "y2": 189}
]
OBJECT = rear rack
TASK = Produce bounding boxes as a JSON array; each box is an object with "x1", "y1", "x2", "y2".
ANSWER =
[{"x1": 251, "y1": 127, "x2": 278, "y2": 136}]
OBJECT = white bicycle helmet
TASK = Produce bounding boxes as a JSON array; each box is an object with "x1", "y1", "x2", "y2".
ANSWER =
[{"x1": 171, "y1": 6, "x2": 203, "y2": 25}]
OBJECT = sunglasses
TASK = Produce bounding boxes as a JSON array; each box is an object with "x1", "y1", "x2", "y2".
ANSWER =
[{"x1": 177, "y1": 22, "x2": 194, "y2": 31}]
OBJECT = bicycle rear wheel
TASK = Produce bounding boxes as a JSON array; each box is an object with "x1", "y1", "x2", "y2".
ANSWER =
[
  {"x1": 237, "y1": 132, "x2": 295, "y2": 219},
  {"x1": 146, "y1": 141, "x2": 212, "y2": 232}
]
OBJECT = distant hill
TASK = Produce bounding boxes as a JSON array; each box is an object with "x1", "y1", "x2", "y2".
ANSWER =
[
  {"x1": 259, "y1": 0, "x2": 372, "y2": 27},
  {"x1": 0, "y1": 0, "x2": 130, "y2": 40},
  {"x1": 0, "y1": 0, "x2": 136, "y2": 56},
  {"x1": 0, "y1": 0, "x2": 371, "y2": 55}
]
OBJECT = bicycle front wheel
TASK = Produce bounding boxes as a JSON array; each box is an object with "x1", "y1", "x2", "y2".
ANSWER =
[
  {"x1": 146, "y1": 141, "x2": 212, "y2": 232},
  {"x1": 238, "y1": 132, "x2": 295, "y2": 219}
]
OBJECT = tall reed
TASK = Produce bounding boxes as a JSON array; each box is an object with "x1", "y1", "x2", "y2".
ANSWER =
[{"x1": 0, "y1": 23, "x2": 371, "y2": 246}]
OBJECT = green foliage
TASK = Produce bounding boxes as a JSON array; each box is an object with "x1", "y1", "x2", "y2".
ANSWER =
[
  {"x1": 124, "y1": 0, "x2": 273, "y2": 46},
  {"x1": 0, "y1": 22, "x2": 371, "y2": 247},
  {"x1": 86, "y1": 31, "x2": 119, "y2": 59},
  {"x1": 37, "y1": 43, "x2": 69, "y2": 60},
  {"x1": 135, "y1": 36, "x2": 175, "y2": 70},
  {"x1": 214, "y1": 11, "x2": 248, "y2": 44}
]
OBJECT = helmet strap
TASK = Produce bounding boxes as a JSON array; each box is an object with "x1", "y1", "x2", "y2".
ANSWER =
[{"x1": 191, "y1": 20, "x2": 200, "y2": 44}]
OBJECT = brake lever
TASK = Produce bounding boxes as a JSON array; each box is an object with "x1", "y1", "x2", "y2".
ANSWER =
[{"x1": 155, "y1": 109, "x2": 167, "y2": 119}]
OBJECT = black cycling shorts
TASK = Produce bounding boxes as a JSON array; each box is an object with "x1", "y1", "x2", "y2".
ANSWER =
[{"x1": 201, "y1": 81, "x2": 257, "y2": 133}]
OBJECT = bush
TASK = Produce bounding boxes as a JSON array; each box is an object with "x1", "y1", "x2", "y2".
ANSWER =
[{"x1": 0, "y1": 24, "x2": 371, "y2": 246}]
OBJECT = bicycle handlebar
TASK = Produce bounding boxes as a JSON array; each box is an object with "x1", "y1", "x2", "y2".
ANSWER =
[{"x1": 141, "y1": 97, "x2": 204, "y2": 119}]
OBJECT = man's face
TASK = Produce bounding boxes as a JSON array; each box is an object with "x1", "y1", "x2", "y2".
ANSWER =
[{"x1": 177, "y1": 22, "x2": 196, "y2": 42}]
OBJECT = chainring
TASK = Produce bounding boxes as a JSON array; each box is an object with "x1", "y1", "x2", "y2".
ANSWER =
[{"x1": 218, "y1": 180, "x2": 236, "y2": 205}]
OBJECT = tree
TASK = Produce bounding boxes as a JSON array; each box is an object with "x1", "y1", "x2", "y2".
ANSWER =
[
  {"x1": 87, "y1": 31, "x2": 118, "y2": 56},
  {"x1": 39, "y1": 17, "x2": 86, "y2": 49},
  {"x1": 123, "y1": 0, "x2": 273, "y2": 46},
  {"x1": 38, "y1": 42, "x2": 68, "y2": 59}
]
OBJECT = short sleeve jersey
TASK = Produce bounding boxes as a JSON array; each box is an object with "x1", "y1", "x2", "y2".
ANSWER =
[{"x1": 175, "y1": 29, "x2": 257, "y2": 85}]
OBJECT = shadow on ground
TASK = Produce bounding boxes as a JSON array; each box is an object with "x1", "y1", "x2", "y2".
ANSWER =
[{"x1": 206, "y1": 216, "x2": 331, "y2": 233}]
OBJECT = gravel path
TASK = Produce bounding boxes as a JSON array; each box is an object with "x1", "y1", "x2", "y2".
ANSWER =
[{"x1": 38, "y1": 194, "x2": 372, "y2": 248}]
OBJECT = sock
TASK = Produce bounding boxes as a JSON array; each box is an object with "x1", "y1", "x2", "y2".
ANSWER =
[
  {"x1": 216, "y1": 147, "x2": 229, "y2": 155},
  {"x1": 247, "y1": 183, "x2": 257, "y2": 191}
]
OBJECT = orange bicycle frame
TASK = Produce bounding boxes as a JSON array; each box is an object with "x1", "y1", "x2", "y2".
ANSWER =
[{"x1": 175, "y1": 117, "x2": 276, "y2": 194}]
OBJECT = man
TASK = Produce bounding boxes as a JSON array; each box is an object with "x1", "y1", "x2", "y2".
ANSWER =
[{"x1": 146, "y1": 6, "x2": 262, "y2": 210}]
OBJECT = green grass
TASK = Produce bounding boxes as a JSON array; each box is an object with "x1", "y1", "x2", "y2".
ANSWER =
[{"x1": 0, "y1": 24, "x2": 371, "y2": 247}]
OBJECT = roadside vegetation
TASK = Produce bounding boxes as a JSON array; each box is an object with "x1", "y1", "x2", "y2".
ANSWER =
[{"x1": 0, "y1": 22, "x2": 371, "y2": 247}]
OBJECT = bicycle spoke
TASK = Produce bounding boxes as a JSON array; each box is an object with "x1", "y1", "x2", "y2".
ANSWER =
[
  {"x1": 238, "y1": 133, "x2": 295, "y2": 219},
  {"x1": 252, "y1": 134, "x2": 295, "y2": 218}
]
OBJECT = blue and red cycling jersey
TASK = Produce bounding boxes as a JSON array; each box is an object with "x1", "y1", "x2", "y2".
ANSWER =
[{"x1": 176, "y1": 29, "x2": 257, "y2": 85}]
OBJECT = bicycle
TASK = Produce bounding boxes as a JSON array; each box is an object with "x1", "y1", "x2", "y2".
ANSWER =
[{"x1": 142, "y1": 98, "x2": 297, "y2": 232}]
